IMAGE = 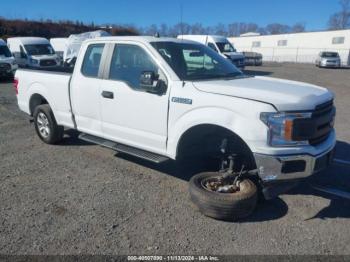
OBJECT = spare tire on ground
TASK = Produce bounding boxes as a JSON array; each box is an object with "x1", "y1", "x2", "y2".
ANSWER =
[{"x1": 189, "y1": 172, "x2": 258, "y2": 221}]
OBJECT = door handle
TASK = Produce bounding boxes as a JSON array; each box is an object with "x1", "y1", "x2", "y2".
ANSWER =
[{"x1": 102, "y1": 91, "x2": 114, "y2": 99}]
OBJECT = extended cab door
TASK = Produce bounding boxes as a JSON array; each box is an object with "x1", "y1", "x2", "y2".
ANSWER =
[
  {"x1": 99, "y1": 42, "x2": 170, "y2": 155},
  {"x1": 70, "y1": 43, "x2": 107, "y2": 137}
]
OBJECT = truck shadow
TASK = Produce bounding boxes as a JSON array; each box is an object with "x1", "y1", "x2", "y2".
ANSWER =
[
  {"x1": 58, "y1": 131, "x2": 350, "y2": 222},
  {"x1": 59, "y1": 129, "x2": 93, "y2": 146},
  {"x1": 116, "y1": 140, "x2": 350, "y2": 222},
  {"x1": 285, "y1": 140, "x2": 350, "y2": 221}
]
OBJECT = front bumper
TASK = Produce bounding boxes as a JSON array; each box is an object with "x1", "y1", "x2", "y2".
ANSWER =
[
  {"x1": 254, "y1": 145, "x2": 335, "y2": 183},
  {"x1": 320, "y1": 61, "x2": 340, "y2": 67}
]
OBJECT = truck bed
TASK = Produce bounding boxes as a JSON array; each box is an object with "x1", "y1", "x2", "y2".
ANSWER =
[{"x1": 16, "y1": 68, "x2": 75, "y2": 128}]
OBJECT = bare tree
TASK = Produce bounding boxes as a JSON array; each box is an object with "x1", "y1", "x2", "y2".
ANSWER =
[
  {"x1": 214, "y1": 23, "x2": 227, "y2": 36},
  {"x1": 228, "y1": 23, "x2": 239, "y2": 36},
  {"x1": 145, "y1": 24, "x2": 158, "y2": 36},
  {"x1": 190, "y1": 23, "x2": 206, "y2": 34},
  {"x1": 266, "y1": 23, "x2": 290, "y2": 34},
  {"x1": 159, "y1": 23, "x2": 169, "y2": 36},
  {"x1": 328, "y1": 0, "x2": 350, "y2": 29},
  {"x1": 291, "y1": 22, "x2": 306, "y2": 33}
]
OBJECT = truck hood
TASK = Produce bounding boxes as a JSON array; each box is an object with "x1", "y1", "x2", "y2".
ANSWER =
[
  {"x1": 30, "y1": 54, "x2": 58, "y2": 60},
  {"x1": 193, "y1": 76, "x2": 334, "y2": 111}
]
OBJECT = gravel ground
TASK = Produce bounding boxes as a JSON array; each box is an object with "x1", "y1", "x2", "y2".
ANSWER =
[{"x1": 0, "y1": 63, "x2": 350, "y2": 255}]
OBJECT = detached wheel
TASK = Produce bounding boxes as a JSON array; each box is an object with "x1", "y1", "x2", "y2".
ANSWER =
[
  {"x1": 33, "y1": 104, "x2": 64, "y2": 144},
  {"x1": 189, "y1": 172, "x2": 258, "y2": 221}
]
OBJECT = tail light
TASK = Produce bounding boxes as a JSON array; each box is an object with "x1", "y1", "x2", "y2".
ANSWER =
[{"x1": 13, "y1": 78, "x2": 19, "y2": 95}]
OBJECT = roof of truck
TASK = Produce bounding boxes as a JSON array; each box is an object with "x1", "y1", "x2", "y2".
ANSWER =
[
  {"x1": 85, "y1": 36, "x2": 198, "y2": 44},
  {"x1": 7, "y1": 37, "x2": 50, "y2": 45}
]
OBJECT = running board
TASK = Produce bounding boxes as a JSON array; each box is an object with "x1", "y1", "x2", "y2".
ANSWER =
[{"x1": 78, "y1": 133, "x2": 169, "y2": 163}]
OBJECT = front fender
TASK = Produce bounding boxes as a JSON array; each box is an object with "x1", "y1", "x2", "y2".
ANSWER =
[{"x1": 167, "y1": 106, "x2": 269, "y2": 159}]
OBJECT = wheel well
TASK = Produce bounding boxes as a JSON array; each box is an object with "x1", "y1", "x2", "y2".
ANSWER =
[
  {"x1": 29, "y1": 94, "x2": 48, "y2": 116},
  {"x1": 176, "y1": 124, "x2": 256, "y2": 169}
]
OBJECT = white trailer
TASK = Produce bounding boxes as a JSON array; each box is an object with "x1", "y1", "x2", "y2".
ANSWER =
[{"x1": 229, "y1": 29, "x2": 350, "y2": 66}]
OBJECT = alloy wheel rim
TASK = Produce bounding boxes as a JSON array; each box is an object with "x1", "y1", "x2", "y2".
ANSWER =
[{"x1": 37, "y1": 112, "x2": 50, "y2": 138}]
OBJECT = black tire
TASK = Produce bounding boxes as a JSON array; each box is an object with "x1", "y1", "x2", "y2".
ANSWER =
[
  {"x1": 33, "y1": 104, "x2": 64, "y2": 144},
  {"x1": 189, "y1": 172, "x2": 258, "y2": 221}
]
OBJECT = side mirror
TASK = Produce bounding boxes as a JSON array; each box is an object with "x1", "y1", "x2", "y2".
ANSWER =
[
  {"x1": 140, "y1": 71, "x2": 167, "y2": 95},
  {"x1": 140, "y1": 71, "x2": 156, "y2": 87}
]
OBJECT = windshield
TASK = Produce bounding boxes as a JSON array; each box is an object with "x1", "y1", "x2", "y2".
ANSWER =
[
  {"x1": 321, "y1": 52, "x2": 339, "y2": 58},
  {"x1": 151, "y1": 42, "x2": 242, "y2": 81},
  {"x1": 0, "y1": 45, "x2": 12, "y2": 57},
  {"x1": 216, "y1": 42, "x2": 236, "y2": 53},
  {"x1": 24, "y1": 44, "x2": 55, "y2": 56}
]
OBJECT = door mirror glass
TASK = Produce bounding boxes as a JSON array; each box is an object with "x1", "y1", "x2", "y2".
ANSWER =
[
  {"x1": 140, "y1": 71, "x2": 156, "y2": 86},
  {"x1": 139, "y1": 71, "x2": 166, "y2": 95}
]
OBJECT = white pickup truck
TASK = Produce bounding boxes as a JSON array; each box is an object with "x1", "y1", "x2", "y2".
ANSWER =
[{"x1": 15, "y1": 36, "x2": 336, "y2": 221}]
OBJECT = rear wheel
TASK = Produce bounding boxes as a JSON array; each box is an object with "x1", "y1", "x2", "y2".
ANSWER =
[{"x1": 33, "y1": 104, "x2": 64, "y2": 144}]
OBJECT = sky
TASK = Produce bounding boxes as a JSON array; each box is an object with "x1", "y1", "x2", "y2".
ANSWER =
[{"x1": 0, "y1": 0, "x2": 341, "y2": 31}]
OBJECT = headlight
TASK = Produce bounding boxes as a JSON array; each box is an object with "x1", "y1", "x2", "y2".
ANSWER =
[
  {"x1": 260, "y1": 112, "x2": 312, "y2": 147},
  {"x1": 30, "y1": 59, "x2": 39, "y2": 65}
]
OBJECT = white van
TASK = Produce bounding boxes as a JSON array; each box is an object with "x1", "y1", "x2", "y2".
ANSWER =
[
  {"x1": 7, "y1": 37, "x2": 60, "y2": 68},
  {"x1": 50, "y1": 38, "x2": 68, "y2": 62},
  {"x1": 0, "y1": 39, "x2": 18, "y2": 78},
  {"x1": 177, "y1": 35, "x2": 245, "y2": 69}
]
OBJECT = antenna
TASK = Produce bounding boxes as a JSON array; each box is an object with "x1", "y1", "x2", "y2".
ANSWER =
[{"x1": 180, "y1": 2, "x2": 184, "y2": 40}]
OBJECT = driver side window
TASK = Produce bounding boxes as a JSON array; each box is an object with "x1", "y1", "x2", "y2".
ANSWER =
[{"x1": 109, "y1": 44, "x2": 161, "y2": 90}]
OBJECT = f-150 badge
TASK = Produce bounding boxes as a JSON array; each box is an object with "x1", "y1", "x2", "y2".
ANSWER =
[{"x1": 171, "y1": 97, "x2": 192, "y2": 105}]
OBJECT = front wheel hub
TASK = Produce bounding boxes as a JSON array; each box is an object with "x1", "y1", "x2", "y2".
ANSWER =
[{"x1": 201, "y1": 175, "x2": 240, "y2": 193}]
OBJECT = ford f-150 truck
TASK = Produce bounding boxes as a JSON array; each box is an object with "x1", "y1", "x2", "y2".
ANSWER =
[{"x1": 15, "y1": 36, "x2": 336, "y2": 221}]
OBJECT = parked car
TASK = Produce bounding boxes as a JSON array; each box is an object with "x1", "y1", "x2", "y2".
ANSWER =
[
  {"x1": 7, "y1": 37, "x2": 60, "y2": 69},
  {"x1": 243, "y1": 51, "x2": 263, "y2": 66},
  {"x1": 177, "y1": 35, "x2": 245, "y2": 70},
  {"x1": 316, "y1": 51, "x2": 341, "y2": 68},
  {"x1": 15, "y1": 36, "x2": 336, "y2": 221},
  {"x1": 0, "y1": 39, "x2": 18, "y2": 78}
]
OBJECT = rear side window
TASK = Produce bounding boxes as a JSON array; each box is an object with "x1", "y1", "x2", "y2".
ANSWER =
[{"x1": 81, "y1": 44, "x2": 105, "y2": 77}]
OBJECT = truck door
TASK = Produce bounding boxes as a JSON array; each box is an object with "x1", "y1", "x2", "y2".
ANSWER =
[
  {"x1": 70, "y1": 43, "x2": 106, "y2": 137},
  {"x1": 99, "y1": 43, "x2": 170, "y2": 155}
]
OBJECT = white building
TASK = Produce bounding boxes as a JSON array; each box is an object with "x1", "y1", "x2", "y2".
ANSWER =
[{"x1": 229, "y1": 29, "x2": 350, "y2": 65}]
